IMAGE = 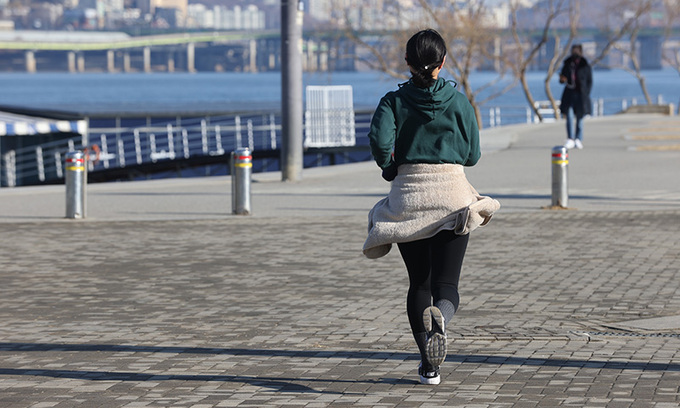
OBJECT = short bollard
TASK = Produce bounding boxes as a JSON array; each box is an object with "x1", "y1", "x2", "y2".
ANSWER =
[
  {"x1": 551, "y1": 146, "x2": 569, "y2": 208},
  {"x1": 65, "y1": 150, "x2": 87, "y2": 219},
  {"x1": 231, "y1": 148, "x2": 252, "y2": 215}
]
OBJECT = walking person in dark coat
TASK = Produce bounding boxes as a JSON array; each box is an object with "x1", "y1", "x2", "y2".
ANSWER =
[{"x1": 559, "y1": 44, "x2": 593, "y2": 149}]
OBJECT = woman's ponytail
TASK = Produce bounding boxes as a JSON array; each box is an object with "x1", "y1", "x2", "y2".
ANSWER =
[
  {"x1": 411, "y1": 66, "x2": 438, "y2": 88},
  {"x1": 405, "y1": 29, "x2": 447, "y2": 89}
]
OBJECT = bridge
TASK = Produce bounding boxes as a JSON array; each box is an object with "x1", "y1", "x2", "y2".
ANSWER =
[
  {"x1": 1, "y1": 27, "x2": 679, "y2": 73},
  {"x1": 0, "y1": 30, "x2": 356, "y2": 73}
]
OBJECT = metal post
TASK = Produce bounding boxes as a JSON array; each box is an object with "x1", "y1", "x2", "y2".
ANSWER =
[
  {"x1": 231, "y1": 148, "x2": 252, "y2": 215},
  {"x1": 107, "y1": 49, "x2": 115, "y2": 73},
  {"x1": 36, "y1": 146, "x2": 45, "y2": 182},
  {"x1": 25, "y1": 51, "x2": 36, "y2": 73},
  {"x1": 68, "y1": 51, "x2": 76, "y2": 73},
  {"x1": 65, "y1": 151, "x2": 86, "y2": 219},
  {"x1": 143, "y1": 46, "x2": 151, "y2": 73},
  {"x1": 281, "y1": 0, "x2": 304, "y2": 182},
  {"x1": 187, "y1": 42, "x2": 196, "y2": 73},
  {"x1": 598, "y1": 98, "x2": 604, "y2": 116},
  {"x1": 5, "y1": 150, "x2": 16, "y2": 187},
  {"x1": 551, "y1": 146, "x2": 568, "y2": 208},
  {"x1": 77, "y1": 53, "x2": 85, "y2": 72}
]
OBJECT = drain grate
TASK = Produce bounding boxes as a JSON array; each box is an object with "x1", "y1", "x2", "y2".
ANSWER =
[{"x1": 578, "y1": 331, "x2": 680, "y2": 339}]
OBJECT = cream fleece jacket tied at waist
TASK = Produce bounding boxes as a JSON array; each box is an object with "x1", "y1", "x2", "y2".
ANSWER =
[{"x1": 363, "y1": 163, "x2": 501, "y2": 259}]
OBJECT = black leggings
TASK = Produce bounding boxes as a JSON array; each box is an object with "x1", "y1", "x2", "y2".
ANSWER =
[{"x1": 397, "y1": 230, "x2": 469, "y2": 334}]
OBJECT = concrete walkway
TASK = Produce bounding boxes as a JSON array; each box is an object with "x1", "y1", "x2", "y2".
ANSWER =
[{"x1": 0, "y1": 114, "x2": 679, "y2": 407}]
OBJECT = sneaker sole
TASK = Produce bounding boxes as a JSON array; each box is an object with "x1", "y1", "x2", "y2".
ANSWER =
[
  {"x1": 423, "y1": 306, "x2": 447, "y2": 366},
  {"x1": 422, "y1": 306, "x2": 445, "y2": 333},
  {"x1": 425, "y1": 332, "x2": 447, "y2": 366}
]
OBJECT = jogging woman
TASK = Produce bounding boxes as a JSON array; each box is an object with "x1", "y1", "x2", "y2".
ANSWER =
[{"x1": 363, "y1": 29, "x2": 500, "y2": 385}]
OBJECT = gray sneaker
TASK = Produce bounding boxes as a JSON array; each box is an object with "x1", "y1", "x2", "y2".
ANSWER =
[{"x1": 423, "y1": 306, "x2": 447, "y2": 366}]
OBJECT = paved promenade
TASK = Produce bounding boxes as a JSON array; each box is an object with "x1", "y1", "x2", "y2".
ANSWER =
[{"x1": 0, "y1": 114, "x2": 679, "y2": 407}]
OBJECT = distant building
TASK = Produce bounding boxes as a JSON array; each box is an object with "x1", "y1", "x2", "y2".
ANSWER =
[
  {"x1": 187, "y1": 3, "x2": 265, "y2": 31},
  {"x1": 138, "y1": 0, "x2": 187, "y2": 18},
  {"x1": 0, "y1": 20, "x2": 14, "y2": 30},
  {"x1": 306, "y1": 0, "x2": 518, "y2": 30},
  {"x1": 308, "y1": 0, "x2": 331, "y2": 23},
  {"x1": 78, "y1": 0, "x2": 125, "y2": 28},
  {"x1": 308, "y1": 0, "x2": 423, "y2": 30},
  {"x1": 27, "y1": 2, "x2": 64, "y2": 30},
  {"x1": 186, "y1": 4, "x2": 213, "y2": 28}
]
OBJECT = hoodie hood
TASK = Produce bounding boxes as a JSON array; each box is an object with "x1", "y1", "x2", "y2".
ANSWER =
[{"x1": 398, "y1": 77, "x2": 457, "y2": 121}]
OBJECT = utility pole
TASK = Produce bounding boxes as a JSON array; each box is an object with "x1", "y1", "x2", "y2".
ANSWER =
[{"x1": 280, "y1": 0, "x2": 304, "y2": 182}]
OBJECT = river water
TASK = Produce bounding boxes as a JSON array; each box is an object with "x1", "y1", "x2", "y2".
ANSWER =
[{"x1": 0, "y1": 69, "x2": 678, "y2": 120}]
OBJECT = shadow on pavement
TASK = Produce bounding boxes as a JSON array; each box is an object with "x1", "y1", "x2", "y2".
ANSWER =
[
  {"x1": 0, "y1": 368, "x2": 377, "y2": 393},
  {"x1": 2, "y1": 342, "x2": 679, "y2": 372}
]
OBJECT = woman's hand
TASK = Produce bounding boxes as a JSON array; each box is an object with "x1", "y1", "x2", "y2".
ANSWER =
[{"x1": 381, "y1": 163, "x2": 398, "y2": 182}]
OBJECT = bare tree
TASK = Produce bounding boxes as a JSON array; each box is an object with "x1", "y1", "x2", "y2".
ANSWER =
[
  {"x1": 662, "y1": 0, "x2": 680, "y2": 77},
  {"x1": 597, "y1": 0, "x2": 655, "y2": 105},
  {"x1": 543, "y1": 1, "x2": 581, "y2": 119},
  {"x1": 343, "y1": 28, "x2": 410, "y2": 81},
  {"x1": 612, "y1": 16, "x2": 654, "y2": 104},
  {"x1": 339, "y1": 0, "x2": 514, "y2": 128},
  {"x1": 589, "y1": 0, "x2": 654, "y2": 67},
  {"x1": 416, "y1": 0, "x2": 516, "y2": 127},
  {"x1": 507, "y1": 0, "x2": 571, "y2": 122},
  {"x1": 662, "y1": 0, "x2": 680, "y2": 113}
]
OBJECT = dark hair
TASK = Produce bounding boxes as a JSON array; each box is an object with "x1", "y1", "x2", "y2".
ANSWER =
[{"x1": 405, "y1": 29, "x2": 447, "y2": 88}]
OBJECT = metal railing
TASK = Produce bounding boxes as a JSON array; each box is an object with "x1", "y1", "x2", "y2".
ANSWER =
[
  {"x1": 2, "y1": 112, "x2": 281, "y2": 187},
  {"x1": 483, "y1": 94, "x2": 670, "y2": 128}
]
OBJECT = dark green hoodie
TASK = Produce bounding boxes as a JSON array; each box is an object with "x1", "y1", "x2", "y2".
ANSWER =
[{"x1": 367, "y1": 78, "x2": 480, "y2": 169}]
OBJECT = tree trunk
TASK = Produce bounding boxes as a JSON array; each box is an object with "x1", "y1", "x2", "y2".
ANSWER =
[
  {"x1": 544, "y1": 76, "x2": 560, "y2": 120},
  {"x1": 520, "y1": 72, "x2": 541, "y2": 122},
  {"x1": 472, "y1": 103, "x2": 484, "y2": 131},
  {"x1": 460, "y1": 80, "x2": 484, "y2": 129},
  {"x1": 636, "y1": 74, "x2": 653, "y2": 105}
]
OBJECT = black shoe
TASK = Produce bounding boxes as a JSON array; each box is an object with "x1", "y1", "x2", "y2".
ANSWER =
[{"x1": 418, "y1": 361, "x2": 441, "y2": 385}]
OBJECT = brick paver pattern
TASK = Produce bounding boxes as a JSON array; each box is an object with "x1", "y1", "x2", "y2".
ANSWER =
[{"x1": 1, "y1": 210, "x2": 679, "y2": 407}]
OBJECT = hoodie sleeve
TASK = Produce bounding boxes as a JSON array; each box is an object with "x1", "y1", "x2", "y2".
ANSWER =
[
  {"x1": 460, "y1": 98, "x2": 481, "y2": 166},
  {"x1": 367, "y1": 94, "x2": 397, "y2": 169}
]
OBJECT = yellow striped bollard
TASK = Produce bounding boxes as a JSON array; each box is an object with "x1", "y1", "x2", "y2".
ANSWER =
[
  {"x1": 231, "y1": 148, "x2": 252, "y2": 215},
  {"x1": 65, "y1": 150, "x2": 86, "y2": 219},
  {"x1": 551, "y1": 146, "x2": 568, "y2": 208}
]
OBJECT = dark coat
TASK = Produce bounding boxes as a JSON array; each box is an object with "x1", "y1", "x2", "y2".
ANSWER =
[{"x1": 560, "y1": 55, "x2": 593, "y2": 117}]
